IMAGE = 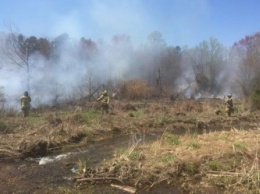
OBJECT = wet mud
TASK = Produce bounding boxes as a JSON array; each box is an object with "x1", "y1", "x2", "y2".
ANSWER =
[{"x1": 0, "y1": 133, "x2": 166, "y2": 194}]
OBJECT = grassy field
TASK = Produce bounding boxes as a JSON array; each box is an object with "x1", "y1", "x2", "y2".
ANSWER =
[{"x1": 0, "y1": 98, "x2": 259, "y2": 193}]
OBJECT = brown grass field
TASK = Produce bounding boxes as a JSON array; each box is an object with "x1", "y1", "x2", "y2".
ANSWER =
[{"x1": 0, "y1": 98, "x2": 259, "y2": 193}]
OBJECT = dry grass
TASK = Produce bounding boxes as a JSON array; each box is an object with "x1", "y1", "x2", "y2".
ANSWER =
[
  {"x1": 77, "y1": 128, "x2": 260, "y2": 193},
  {"x1": 0, "y1": 99, "x2": 260, "y2": 192}
]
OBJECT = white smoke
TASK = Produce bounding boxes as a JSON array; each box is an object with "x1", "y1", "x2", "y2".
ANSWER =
[{"x1": 1, "y1": 0, "x2": 243, "y2": 109}]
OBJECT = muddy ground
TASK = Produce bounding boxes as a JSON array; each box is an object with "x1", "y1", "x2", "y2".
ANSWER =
[{"x1": 0, "y1": 98, "x2": 259, "y2": 193}]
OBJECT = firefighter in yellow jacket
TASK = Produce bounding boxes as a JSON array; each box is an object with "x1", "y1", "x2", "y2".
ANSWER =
[
  {"x1": 20, "y1": 91, "x2": 31, "y2": 117},
  {"x1": 97, "y1": 90, "x2": 110, "y2": 114}
]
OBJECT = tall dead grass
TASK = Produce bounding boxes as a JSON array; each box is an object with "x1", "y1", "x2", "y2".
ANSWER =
[{"x1": 82, "y1": 128, "x2": 260, "y2": 193}]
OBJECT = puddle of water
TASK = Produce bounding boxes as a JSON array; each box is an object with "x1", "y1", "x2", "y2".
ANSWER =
[
  {"x1": 38, "y1": 132, "x2": 159, "y2": 166},
  {"x1": 38, "y1": 150, "x2": 88, "y2": 165},
  {"x1": 1, "y1": 133, "x2": 183, "y2": 193}
]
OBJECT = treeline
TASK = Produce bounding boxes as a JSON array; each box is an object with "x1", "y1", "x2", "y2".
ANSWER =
[{"x1": 0, "y1": 29, "x2": 260, "y2": 106}]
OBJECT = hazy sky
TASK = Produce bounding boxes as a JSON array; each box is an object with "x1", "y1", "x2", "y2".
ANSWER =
[{"x1": 0, "y1": 0, "x2": 260, "y2": 47}]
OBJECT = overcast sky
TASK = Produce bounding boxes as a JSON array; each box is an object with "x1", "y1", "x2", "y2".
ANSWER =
[{"x1": 0, "y1": 0, "x2": 260, "y2": 47}]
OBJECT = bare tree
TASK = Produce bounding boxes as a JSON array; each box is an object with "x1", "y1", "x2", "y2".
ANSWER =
[
  {"x1": 186, "y1": 38, "x2": 227, "y2": 96},
  {"x1": 159, "y1": 46, "x2": 183, "y2": 94},
  {"x1": 0, "y1": 23, "x2": 35, "y2": 93},
  {"x1": 0, "y1": 86, "x2": 6, "y2": 109},
  {"x1": 50, "y1": 82, "x2": 65, "y2": 106},
  {"x1": 145, "y1": 31, "x2": 166, "y2": 87},
  {"x1": 75, "y1": 69, "x2": 99, "y2": 100},
  {"x1": 231, "y1": 32, "x2": 260, "y2": 97}
]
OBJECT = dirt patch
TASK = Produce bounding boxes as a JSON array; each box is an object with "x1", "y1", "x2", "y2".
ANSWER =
[
  {"x1": 0, "y1": 159, "x2": 74, "y2": 194},
  {"x1": 19, "y1": 140, "x2": 61, "y2": 158}
]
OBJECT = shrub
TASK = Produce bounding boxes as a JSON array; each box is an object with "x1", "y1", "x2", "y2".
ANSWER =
[
  {"x1": 250, "y1": 89, "x2": 260, "y2": 111},
  {"x1": 119, "y1": 79, "x2": 152, "y2": 100},
  {"x1": 0, "y1": 121, "x2": 11, "y2": 133},
  {"x1": 77, "y1": 157, "x2": 90, "y2": 175}
]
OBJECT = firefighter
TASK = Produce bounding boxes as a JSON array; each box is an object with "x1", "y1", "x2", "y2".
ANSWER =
[
  {"x1": 225, "y1": 94, "x2": 233, "y2": 117},
  {"x1": 20, "y1": 91, "x2": 31, "y2": 117},
  {"x1": 97, "y1": 90, "x2": 110, "y2": 114}
]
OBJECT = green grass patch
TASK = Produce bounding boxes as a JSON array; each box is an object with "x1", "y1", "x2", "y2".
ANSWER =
[
  {"x1": 130, "y1": 109, "x2": 144, "y2": 118},
  {"x1": 233, "y1": 141, "x2": 247, "y2": 151},
  {"x1": 187, "y1": 140, "x2": 201, "y2": 149},
  {"x1": 159, "y1": 115, "x2": 174, "y2": 125},
  {"x1": 26, "y1": 116, "x2": 46, "y2": 125},
  {"x1": 77, "y1": 156, "x2": 90, "y2": 175},
  {"x1": 208, "y1": 158, "x2": 237, "y2": 172},
  {"x1": 129, "y1": 151, "x2": 142, "y2": 160},
  {"x1": 181, "y1": 116, "x2": 197, "y2": 124},
  {"x1": 114, "y1": 148, "x2": 128, "y2": 157},
  {"x1": 62, "y1": 110, "x2": 99, "y2": 125},
  {"x1": 184, "y1": 162, "x2": 198, "y2": 174},
  {"x1": 161, "y1": 154, "x2": 175, "y2": 164},
  {"x1": 0, "y1": 121, "x2": 12, "y2": 133},
  {"x1": 208, "y1": 160, "x2": 222, "y2": 171},
  {"x1": 84, "y1": 110, "x2": 100, "y2": 119},
  {"x1": 163, "y1": 132, "x2": 180, "y2": 145}
]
